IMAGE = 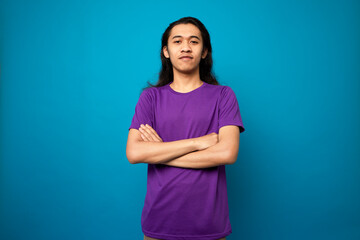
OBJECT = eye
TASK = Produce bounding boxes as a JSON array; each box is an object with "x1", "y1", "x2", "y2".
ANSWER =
[
  {"x1": 191, "y1": 41, "x2": 198, "y2": 44},
  {"x1": 174, "y1": 40, "x2": 181, "y2": 43}
]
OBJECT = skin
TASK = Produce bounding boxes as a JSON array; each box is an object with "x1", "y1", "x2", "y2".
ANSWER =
[
  {"x1": 138, "y1": 123, "x2": 240, "y2": 168},
  {"x1": 126, "y1": 23, "x2": 240, "y2": 168},
  {"x1": 163, "y1": 23, "x2": 208, "y2": 92},
  {"x1": 139, "y1": 124, "x2": 163, "y2": 142},
  {"x1": 133, "y1": 23, "x2": 233, "y2": 239},
  {"x1": 139, "y1": 23, "x2": 212, "y2": 154}
]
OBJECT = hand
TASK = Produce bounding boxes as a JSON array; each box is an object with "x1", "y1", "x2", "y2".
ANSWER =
[
  {"x1": 138, "y1": 124, "x2": 163, "y2": 142},
  {"x1": 194, "y1": 132, "x2": 218, "y2": 151}
]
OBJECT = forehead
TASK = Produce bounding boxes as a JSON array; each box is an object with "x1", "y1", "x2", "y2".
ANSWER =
[{"x1": 169, "y1": 23, "x2": 202, "y2": 39}]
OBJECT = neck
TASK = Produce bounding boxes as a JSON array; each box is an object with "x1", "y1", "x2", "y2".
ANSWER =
[{"x1": 171, "y1": 67, "x2": 202, "y2": 91}]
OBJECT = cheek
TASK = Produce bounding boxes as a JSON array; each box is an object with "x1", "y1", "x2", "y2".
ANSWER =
[
  {"x1": 170, "y1": 47, "x2": 180, "y2": 55},
  {"x1": 168, "y1": 49, "x2": 180, "y2": 61}
]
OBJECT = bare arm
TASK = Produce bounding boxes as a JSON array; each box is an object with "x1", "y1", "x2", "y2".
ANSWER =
[
  {"x1": 162, "y1": 125, "x2": 240, "y2": 169},
  {"x1": 136, "y1": 125, "x2": 240, "y2": 169},
  {"x1": 126, "y1": 124, "x2": 218, "y2": 164}
]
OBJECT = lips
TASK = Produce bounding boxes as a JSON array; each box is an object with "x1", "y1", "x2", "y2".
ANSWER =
[{"x1": 179, "y1": 56, "x2": 193, "y2": 59}]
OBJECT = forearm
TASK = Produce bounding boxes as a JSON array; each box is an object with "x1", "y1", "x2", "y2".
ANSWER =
[
  {"x1": 129, "y1": 138, "x2": 198, "y2": 164},
  {"x1": 161, "y1": 142, "x2": 231, "y2": 169}
]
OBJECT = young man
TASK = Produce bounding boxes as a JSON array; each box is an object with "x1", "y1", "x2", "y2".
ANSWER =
[{"x1": 126, "y1": 17, "x2": 245, "y2": 240}]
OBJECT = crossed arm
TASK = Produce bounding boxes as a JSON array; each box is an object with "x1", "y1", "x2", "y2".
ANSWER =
[{"x1": 126, "y1": 124, "x2": 240, "y2": 169}]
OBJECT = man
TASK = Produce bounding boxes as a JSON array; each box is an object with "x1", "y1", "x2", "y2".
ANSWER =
[{"x1": 126, "y1": 16, "x2": 245, "y2": 240}]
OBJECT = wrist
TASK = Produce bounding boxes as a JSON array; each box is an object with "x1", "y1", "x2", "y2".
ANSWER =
[{"x1": 189, "y1": 138, "x2": 199, "y2": 151}]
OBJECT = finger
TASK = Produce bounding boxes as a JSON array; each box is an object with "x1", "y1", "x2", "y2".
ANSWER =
[
  {"x1": 147, "y1": 127, "x2": 162, "y2": 142},
  {"x1": 145, "y1": 124, "x2": 161, "y2": 139},
  {"x1": 140, "y1": 133, "x2": 149, "y2": 141},
  {"x1": 140, "y1": 125, "x2": 159, "y2": 142},
  {"x1": 139, "y1": 127, "x2": 152, "y2": 141},
  {"x1": 145, "y1": 124, "x2": 163, "y2": 142},
  {"x1": 140, "y1": 131, "x2": 150, "y2": 141}
]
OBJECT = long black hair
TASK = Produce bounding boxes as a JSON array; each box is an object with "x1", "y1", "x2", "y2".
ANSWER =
[{"x1": 143, "y1": 16, "x2": 219, "y2": 90}]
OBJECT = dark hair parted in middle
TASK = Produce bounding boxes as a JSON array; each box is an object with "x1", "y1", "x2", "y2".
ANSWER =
[{"x1": 144, "y1": 16, "x2": 219, "y2": 90}]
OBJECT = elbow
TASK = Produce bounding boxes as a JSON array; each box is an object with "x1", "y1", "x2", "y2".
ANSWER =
[
  {"x1": 223, "y1": 150, "x2": 238, "y2": 165},
  {"x1": 227, "y1": 157, "x2": 237, "y2": 165},
  {"x1": 126, "y1": 145, "x2": 141, "y2": 164},
  {"x1": 226, "y1": 158, "x2": 236, "y2": 165},
  {"x1": 126, "y1": 150, "x2": 138, "y2": 164}
]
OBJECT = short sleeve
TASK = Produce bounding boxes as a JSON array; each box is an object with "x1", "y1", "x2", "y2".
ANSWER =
[
  {"x1": 218, "y1": 86, "x2": 245, "y2": 133},
  {"x1": 129, "y1": 88, "x2": 154, "y2": 131}
]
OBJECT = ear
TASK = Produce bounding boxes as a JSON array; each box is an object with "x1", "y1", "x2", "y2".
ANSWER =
[
  {"x1": 163, "y1": 46, "x2": 170, "y2": 58},
  {"x1": 202, "y1": 48, "x2": 208, "y2": 59}
]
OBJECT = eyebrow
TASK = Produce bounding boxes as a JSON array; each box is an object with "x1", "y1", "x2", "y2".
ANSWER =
[{"x1": 172, "y1": 35, "x2": 201, "y2": 40}]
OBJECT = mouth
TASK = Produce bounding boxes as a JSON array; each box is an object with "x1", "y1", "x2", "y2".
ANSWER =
[
  {"x1": 179, "y1": 55, "x2": 193, "y2": 59},
  {"x1": 179, "y1": 57, "x2": 193, "y2": 60}
]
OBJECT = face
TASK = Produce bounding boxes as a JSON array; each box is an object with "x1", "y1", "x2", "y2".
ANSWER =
[{"x1": 163, "y1": 23, "x2": 208, "y2": 74}]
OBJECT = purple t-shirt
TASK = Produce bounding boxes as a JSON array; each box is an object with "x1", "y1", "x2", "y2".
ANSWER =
[{"x1": 129, "y1": 81, "x2": 245, "y2": 240}]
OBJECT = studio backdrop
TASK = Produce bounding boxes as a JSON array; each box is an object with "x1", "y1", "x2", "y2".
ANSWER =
[{"x1": 1, "y1": 0, "x2": 359, "y2": 240}]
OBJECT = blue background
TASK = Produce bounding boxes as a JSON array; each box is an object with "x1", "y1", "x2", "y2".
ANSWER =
[{"x1": 1, "y1": 0, "x2": 359, "y2": 239}]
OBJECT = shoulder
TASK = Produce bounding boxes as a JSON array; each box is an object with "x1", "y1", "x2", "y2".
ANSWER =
[
  {"x1": 206, "y1": 83, "x2": 236, "y2": 98},
  {"x1": 206, "y1": 82, "x2": 232, "y2": 91},
  {"x1": 220, "y1": 85, "x2": 238, "y2": 99},
  {"x1": 134, "y1": 88, "x2": 155, "y2": 107},
  {"x1": 141, "y1": 86, "x2": 155, "y2": 95},
  {"x1": 141, "y1": 85, "x2": 167, "y2": 95},
  {"x1": 140, "y1": 83, "x2": 172, "y2": 99},
  {"x1": 139, "y1": 86, "x2": 157, "y2": 99},
  {"x1": 137, "y1": 85, "x2": 165, "y2": 104}
]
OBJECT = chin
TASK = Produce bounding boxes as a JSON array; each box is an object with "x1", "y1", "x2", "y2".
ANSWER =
[
  {"x1": 174, "y1": 65, "x2": 198, "y2": 73},
  {"x1": 178, "y1": 68, "x2": 197, "y2": 74}
]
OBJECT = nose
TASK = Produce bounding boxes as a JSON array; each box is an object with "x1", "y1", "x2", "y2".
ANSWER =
[{"x1": 181, "y1": 42, "x2": 191, "y2": 52}]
